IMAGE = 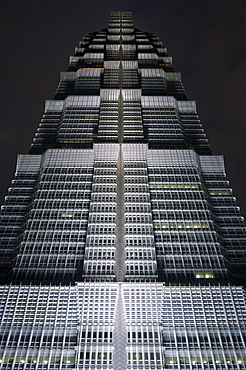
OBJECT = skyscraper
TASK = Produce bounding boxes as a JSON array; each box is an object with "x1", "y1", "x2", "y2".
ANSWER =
[{"x1": 0, "y1": 9, "x2": 246, "y2": 369}]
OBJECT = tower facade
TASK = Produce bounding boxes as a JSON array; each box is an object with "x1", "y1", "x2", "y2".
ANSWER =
[{"x1": 0, "y1": 11, "x2": 246, "y2": 369}]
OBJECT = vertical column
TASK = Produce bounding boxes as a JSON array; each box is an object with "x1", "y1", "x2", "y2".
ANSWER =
[
  {"x1": 113, "y1": 284, "x2": 128, "y2": 370},
  {"x1": 114, "y1": 145, "x2": 126, "y2": 282},
  {"x1": 83, "y1": 144, "x2": 119, "y2": 281},
  {"x1": 122, "y1": 89, "x2": 144, "y2": 142},
  {"x1": 98, "y1": 89, "x2": 120, "y2": 142},
  {"x1": 123, "y1": 144, "x2": 157, "y2": 282}
]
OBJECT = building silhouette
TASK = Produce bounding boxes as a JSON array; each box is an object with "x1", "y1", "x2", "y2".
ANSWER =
[{"x1": 0, "y1": 10, "x2": 246, "y2": 369}]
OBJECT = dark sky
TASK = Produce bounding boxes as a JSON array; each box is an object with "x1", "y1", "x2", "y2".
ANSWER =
[{"x1": 1, "y1": 0, "x2": 246, "y2": 217}]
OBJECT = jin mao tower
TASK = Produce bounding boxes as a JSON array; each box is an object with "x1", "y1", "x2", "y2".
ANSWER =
[{"x1": 0, "y1": 11, "x2": 246, "y2": 370}]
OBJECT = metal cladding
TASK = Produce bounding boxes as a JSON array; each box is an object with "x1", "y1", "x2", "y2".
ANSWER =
[{"x1": 0, "y1": 10, "x2": 246, "y2": 370}]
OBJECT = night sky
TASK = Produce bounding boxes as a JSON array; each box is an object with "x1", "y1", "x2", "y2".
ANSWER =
[{"x1": 1, "y1": 0, "x2": 246, "y2": 217}]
